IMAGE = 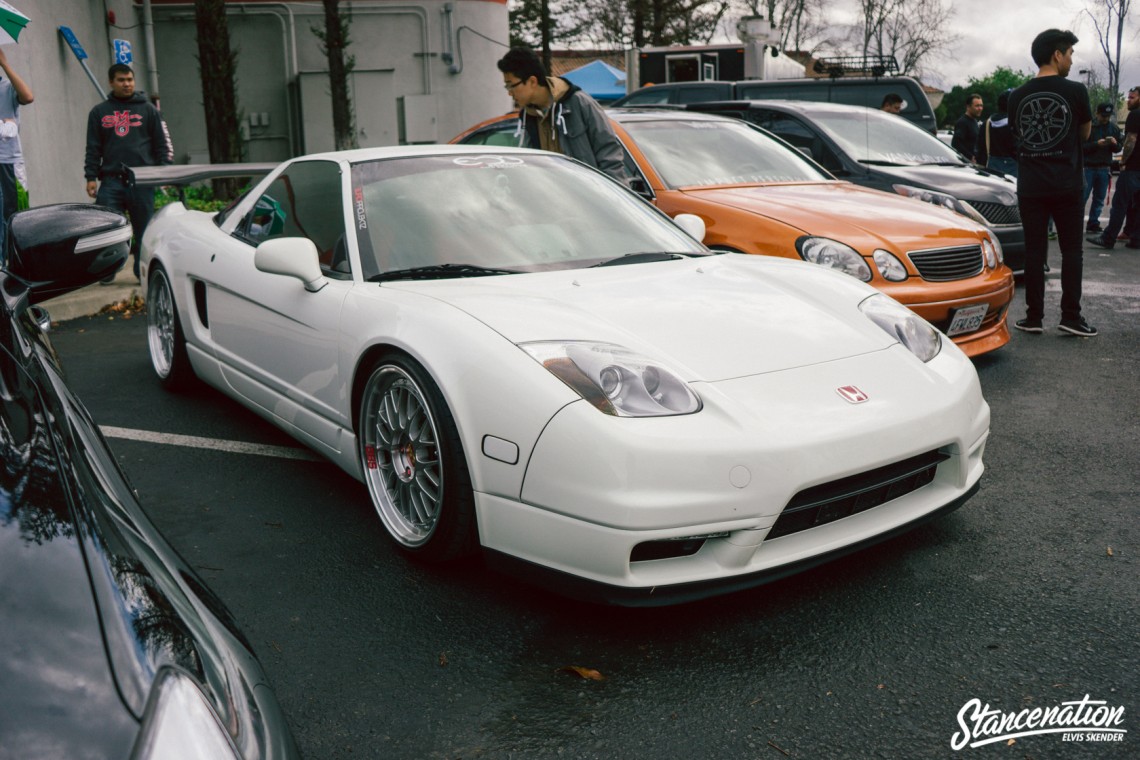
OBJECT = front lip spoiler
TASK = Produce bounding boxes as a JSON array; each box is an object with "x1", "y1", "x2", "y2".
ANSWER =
[{"x1": 484, "y1": 481, "x2": 980, "y2": 607}]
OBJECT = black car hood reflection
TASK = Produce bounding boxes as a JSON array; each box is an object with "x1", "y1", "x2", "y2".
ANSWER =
[
  {"x1": 0, "y1": 365, "x2": 141, "y2": 757},
  {"x1": 0, "y1": 337, "x2": 201, "y2": 757},
  {"x1": 863, "y1": 162, "x2": 1018, "y2": 206}
]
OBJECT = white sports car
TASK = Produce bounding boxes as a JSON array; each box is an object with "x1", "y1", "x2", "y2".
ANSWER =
[{"x1": 139, "y1": 146, "x2": 989, "y2": 605}]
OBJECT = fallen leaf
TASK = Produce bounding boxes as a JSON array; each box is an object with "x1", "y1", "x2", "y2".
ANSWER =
[
  {"x1": 877, "y1": 684, "x2": 886, "y2": 689},
  {"x1": 1107, "y1": 546, "x2": 1114, "y2": 556},
  {"x1": 1007, "y1": 738, "x2": 1016, "y2": 746},
  {"x1": 558, "y1": 665, "x2": 605, "y2": 681},
  {"x1": 438, "y1": 652, "x2": 448, "y2": 667}
]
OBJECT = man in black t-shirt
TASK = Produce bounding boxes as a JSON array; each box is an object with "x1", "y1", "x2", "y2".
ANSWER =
[
  {"x1": 1009, "y1": 29, "x2": 1095, "y2": 337},
  {"x1": 1088, "y1": 87, "x2": 1140, "y2": 251}
]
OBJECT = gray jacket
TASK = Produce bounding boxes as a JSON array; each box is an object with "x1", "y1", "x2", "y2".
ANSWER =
[{"x1": 516, "y1": 78, "x2": 627, "y2": 183}]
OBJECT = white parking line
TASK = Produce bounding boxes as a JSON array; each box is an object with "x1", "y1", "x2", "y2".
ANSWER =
[{"x1": 101, "y1": 426, "x2": 324, "y2": 462}]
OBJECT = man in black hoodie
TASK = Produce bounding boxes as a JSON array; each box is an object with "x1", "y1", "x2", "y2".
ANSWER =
[{"x1": 84, "y1": 64, "x2": 171, "y2": 279}]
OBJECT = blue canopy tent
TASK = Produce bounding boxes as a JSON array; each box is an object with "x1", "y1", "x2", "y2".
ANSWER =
[{"x1": 561, "y1": 60, "x2": 627, "y2": 104}]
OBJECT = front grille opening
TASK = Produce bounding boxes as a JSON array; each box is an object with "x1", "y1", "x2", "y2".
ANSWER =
[
  {"x1": 908, "y1": 246, "x2": 984, "y2": 281},
  {"x1": 631, "y1": 532, "x2": 729, "y2": 562},
  {"x1": 767, "y1": 450, "x2": 948, "y2": 540},
  {"x1": 966, "y1": 200, "x2": 1021, "y2": 225}
]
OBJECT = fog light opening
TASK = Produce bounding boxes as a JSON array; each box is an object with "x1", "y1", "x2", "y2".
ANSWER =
[{"x1": 630, "y1": 532, "x2": 729, "y2": 562}]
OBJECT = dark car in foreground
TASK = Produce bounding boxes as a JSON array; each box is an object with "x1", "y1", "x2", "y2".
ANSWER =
[
  {"x1": 686, "y1": 100, "x2": 1027, "y2": 272},
  {"x1": 0, "y1": 204, "x2": 298, "y2": 759}
]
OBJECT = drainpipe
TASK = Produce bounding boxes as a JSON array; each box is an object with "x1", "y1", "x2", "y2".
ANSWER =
[{"x1": 142, "y1": 0, "x2": 161, "y2": 100}]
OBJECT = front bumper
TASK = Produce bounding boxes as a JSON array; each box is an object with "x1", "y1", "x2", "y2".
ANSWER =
[{"x1": 475, "y1": 345, "x2": 989, "y2": 604}]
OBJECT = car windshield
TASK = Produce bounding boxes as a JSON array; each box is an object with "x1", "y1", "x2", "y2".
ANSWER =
[
  {"x1": 807, "y1": 108, "x2": 965, "y2": 166},
  {"x1": 349, "y1": 153, "x2": 706, "y2": 279},
  {"x1": 620, "y1": 119, "x2": 831, "y2": 188}
]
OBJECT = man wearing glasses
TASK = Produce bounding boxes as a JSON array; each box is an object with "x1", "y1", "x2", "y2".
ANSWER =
[{"x1": 497, "y1": 48, "x2": 627, "y2": 183}]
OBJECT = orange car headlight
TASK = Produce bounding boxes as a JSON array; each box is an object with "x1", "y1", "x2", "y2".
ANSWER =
[{"x1": 796, "y1": 236, "x2": 872, "y2": 282}]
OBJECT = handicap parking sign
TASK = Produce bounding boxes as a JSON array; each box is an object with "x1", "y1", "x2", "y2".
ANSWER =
[{"x1": 113, "y1": 39, "x2": 132, "y2": 65}]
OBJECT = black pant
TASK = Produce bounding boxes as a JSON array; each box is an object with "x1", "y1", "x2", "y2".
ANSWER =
[
  {"x1": 95, "y1": 175, "x2": 155, "y2": 278},
  {"x1": 1019, "y1": 190, "x2": 1084, "y2": 323}
]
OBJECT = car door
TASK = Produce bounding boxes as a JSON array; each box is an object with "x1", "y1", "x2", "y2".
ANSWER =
[{"x1": 207, "y1": 159, "x2": 354, "y2": 451}]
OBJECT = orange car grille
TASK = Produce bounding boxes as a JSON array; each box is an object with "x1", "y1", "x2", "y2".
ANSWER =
[
  {"x1": 767, "y1": 450, "x2": 948, "y2": 540},
  {"x1": 967, "y1": 201, "x2": 1021, "y2": 225},
  {"x1": 908, "y1": 246, "x2": 984, "y2": 281}
]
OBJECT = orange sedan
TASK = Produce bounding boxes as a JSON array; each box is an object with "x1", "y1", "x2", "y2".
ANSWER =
[{"x1": 453, "y1": 109, "x2": 1014, "y2": 357}]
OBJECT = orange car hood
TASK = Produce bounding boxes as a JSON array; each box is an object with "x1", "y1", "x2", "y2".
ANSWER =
[{"x1": 685, "y1": 182, "x2": 984, "y2": 248}]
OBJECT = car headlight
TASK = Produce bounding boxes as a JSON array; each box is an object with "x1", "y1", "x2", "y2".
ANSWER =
[
  {"x1": 133, "y1": 669, "x2": 241, "y2": 759},
  {"x1": 872, "y1": 249, "x2": 908, "y2": 281},
  {"x1": 859, "y1": 293, "x2": 942, "y2": 362},
  {"x1": 982, "y1": 234, "x2": 1003, "y2": 267},
  {"x1": 796, "y1": 236, "x2": 872, "y2": 281},
  {"x1": 892, "y1": 184, "x2": 988, "y2": 225},
  {"x1": 521, "y1": 341, "x2": 701, "y2": 417}
]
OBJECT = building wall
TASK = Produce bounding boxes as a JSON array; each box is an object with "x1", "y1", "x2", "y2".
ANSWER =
[
  {"x1": 15, "y1": 0, "x2": 162, "y2": 205},
  {"x1": 150, "y1": 0, "x2": 511, "y2": 165},
  {"x1": 15, "y1": 0, "x2": 510, "y2": 207}
]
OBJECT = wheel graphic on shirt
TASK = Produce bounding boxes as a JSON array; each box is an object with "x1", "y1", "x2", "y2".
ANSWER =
[{"x1": 1016, "y1": 93, "x2": 1072, "y2": 151}]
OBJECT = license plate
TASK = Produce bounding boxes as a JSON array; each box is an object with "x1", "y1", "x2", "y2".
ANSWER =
[{"x1": 947, "y1": 303, "x2": 988, "y2": 336}]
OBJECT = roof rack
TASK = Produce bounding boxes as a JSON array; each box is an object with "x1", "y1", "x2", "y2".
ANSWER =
[{"x1": 812, "y1": 55, "x2": 899, "y2": 79}]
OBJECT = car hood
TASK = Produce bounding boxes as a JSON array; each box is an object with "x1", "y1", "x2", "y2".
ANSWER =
[
  {"x1": 384, "y1": 254, "x2": 895, "y2": 381},
  {"x1": 865, "y1": 163, "x2": 1018, "y2": 205},
  {"x1": 682, "y1": 182, "x2": 986, "y2": 249}
]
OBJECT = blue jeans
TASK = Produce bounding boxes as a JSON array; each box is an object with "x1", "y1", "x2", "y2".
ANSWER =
[
  {"x1": 1101, "y1": 170, "x2": 1140, "y2": 244},
  {"x1": 1082, "y1": 166, "x2": 1111, "y2": 228},
  {"x1": 987, "y1": 156, "x2": 1017, "y2": 177},
  {"x1": 95, "y1": 175, "x2": 155, "y2": 278},
  {"x1": 0, "y1": 163, "x2": 15, "y2": 262}
]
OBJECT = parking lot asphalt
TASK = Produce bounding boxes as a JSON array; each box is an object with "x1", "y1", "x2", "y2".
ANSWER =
[{"x1": 44, "y1": 242, "x2": 1138, "y2": 759}]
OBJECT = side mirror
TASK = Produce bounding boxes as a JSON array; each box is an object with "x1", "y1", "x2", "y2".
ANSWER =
[
  {"x1": 5, "y1": 204, "x2": 131, "y2": 303},
  {"x1": 673, "y1": 213, "x2": 706, "y2": 243},
  {"x1": 254, "y1": 237, "x2": 327, "y2": 292}
]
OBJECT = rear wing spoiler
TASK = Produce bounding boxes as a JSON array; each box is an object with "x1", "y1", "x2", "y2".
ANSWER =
[{"x1": 128, "y1": 163, "x2": 278, "y2": 201}]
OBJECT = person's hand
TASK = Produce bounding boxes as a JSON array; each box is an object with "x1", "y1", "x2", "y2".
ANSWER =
[
  {"x1": 86, "y1": 180, "x2": 97, "y2": 199},
  {"x1": 0, "y1": 48, "x2": 8, "y2": 69}
]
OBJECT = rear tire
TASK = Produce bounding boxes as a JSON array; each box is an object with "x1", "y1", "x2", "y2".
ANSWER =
[
  {"x1": 357, "y1": 355, "x2": 477, "y2": 562},
  {"x1": 146, "y1": 266, "x2": 195, "y2": 390}
]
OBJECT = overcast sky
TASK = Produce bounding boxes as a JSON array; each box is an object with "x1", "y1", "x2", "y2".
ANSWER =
[{"x1": 920, "y1": 0, "x2": 1139, "y2": 95}]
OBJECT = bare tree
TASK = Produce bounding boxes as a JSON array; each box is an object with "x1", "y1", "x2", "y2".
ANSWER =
[
  {"x1": 193, "y1": 0, "x2": 241, "y2": 196},
  {"x1": 742, "y1": 0, "x2": 829, "y2": 53},
  {"x1": 313, "y1": 0, "x2": 357, "y2": 151},
  {"x1": 510, "y1": 0, "x2": 592, "y2": 71},
  {"x1": 1083, "y1": 0, "x2": 1132, "y2": 104},
  {"x1": 582, "y1": 0, "x2": 730, "y2": 48},
  {"x1": 875, "y1": 0, "x2": 957, "y2": 76},
  {"x1": 854, "y1": 0, "x2": 957, "y2": 76}
]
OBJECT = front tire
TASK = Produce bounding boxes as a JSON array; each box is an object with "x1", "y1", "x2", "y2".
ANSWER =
[
  {"x1": 146, "y1": 266, "x2": 195, "y2": 390},
  {"x1": 357, "y1": 356, "x2": 477, "y2": 562}
]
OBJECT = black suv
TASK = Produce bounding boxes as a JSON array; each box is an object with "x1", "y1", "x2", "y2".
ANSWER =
[{"x1": 687, "y1": 100, "x2": 1026, "y2": 272}]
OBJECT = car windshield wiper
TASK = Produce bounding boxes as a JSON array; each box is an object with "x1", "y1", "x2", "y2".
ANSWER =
[
  {"x1": 860, "y1": 159, "x2": 911, "y2": 166},
  {"x1": 588, "y1": 251, "x2": 696, "y2": 268},
  {"x1": 368, "y1": 263, "x2": 521, "y2": 282}
]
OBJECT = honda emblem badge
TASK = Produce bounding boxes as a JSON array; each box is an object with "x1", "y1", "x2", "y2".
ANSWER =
[{"x1": 836, "y1": 385, "x2": 869, "y2": 404}]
